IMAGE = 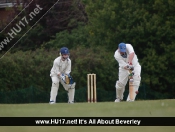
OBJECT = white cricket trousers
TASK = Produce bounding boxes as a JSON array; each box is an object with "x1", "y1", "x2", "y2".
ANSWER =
[
  {"x1": 50, "y1": 76, "x2": 60, "y2": 102},
  {"x1": 116, "y1": 63, "x2": 141, "y2": 101},
  {"x1": 50, "y1": 76, "x2": 75, "y2": 103}
]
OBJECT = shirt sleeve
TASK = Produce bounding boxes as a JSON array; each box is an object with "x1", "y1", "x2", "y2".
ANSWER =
[
  {"x1": 65, "y1": 59, "x2": 71, "y2": 75},
  {"x1": 114, "y1": 50, "x2": 128, "y2": 68},
  {"x1": 53, "y1": 59, "x2": 60, "y2": 75},
  {"x1": 126, "y1": 44, "x2": 134, "y2": 54}
]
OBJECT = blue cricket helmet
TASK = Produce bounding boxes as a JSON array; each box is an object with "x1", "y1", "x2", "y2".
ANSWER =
[
  {"x1": 60, "y1": 47, "x2": 69, "y2": 55},
  {"x1": 118, "y1": 42, "x2": 126, "y2": 52}
]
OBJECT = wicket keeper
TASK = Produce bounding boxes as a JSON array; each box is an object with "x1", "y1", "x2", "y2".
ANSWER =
[{"x1": 49, "y1": 47, "x2": 76, "y2": 104}]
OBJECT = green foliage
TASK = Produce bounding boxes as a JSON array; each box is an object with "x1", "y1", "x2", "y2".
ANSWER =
[
  {"x1": 0, "y1": 49, "x2": 55, "y2": 92},
  {"x1": 13, "y1": 24, "x2": 47, "y2": 51},
  {"x1": 0, "y1": 45, "x2": 173, "y2": 103},
  {"x1": 70, "y1": 46, "x2": 118, "y2": 92},
  {"x1": 0, "y1": 86, "x2": 49, "y2": 103},
  {"x1": 0, "y1": 46, "x2": 117, "y2": 91},
  {"x1": 85, "y1": 0, "x2": 175, "y2": 98},
  {"x1": 0, "y1": 0, "x2": 87, "y2": 51},
  {"x1": 43, "y1": 23, "x2": 89, "y2": 49},
  {"x1": 1, "y1": 45, "x2": 171, "y2": 103}
]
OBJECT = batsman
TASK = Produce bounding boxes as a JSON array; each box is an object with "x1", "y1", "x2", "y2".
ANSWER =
[
  {"x1": 114, "y1": 42, "x2": 141, "y2": 102},
  {"x1": 49, "y1": 47, "x2": 76, "y2": 104}
]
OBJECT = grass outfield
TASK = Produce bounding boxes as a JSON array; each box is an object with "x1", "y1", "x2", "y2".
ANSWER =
[{"x1": 0, "y1": 99, "x2": 175, "y2": 132}]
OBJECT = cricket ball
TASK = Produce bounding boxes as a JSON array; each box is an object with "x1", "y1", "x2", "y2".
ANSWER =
[{"x1": 135, "y1": 91, "x2": 139, "y2": 94}]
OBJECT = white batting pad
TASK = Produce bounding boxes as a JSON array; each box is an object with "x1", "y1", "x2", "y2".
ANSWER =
[{"x1": 126, "y1": 85, "x2": 139, "y2": 101}]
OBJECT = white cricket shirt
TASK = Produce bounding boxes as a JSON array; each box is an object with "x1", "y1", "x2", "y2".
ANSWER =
[
  {"x1": 50, "y1": 56, "x2": 71, "y2": 76},
  {"x1": 114, "y1": 44, "x2": 139, "y2": 68}
]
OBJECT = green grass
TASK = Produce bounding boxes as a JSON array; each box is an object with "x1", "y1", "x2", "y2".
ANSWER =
[
  {"x1": 0, "y1": 99, "x2": 175, "y2": 132},
  {"x1": 1, "y1": 99, "x2": 175, "y2": 117}
]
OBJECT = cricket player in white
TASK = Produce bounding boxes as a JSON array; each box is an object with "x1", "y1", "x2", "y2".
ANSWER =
[
  {"x1": 114, "y1": 42, "x2": 141, "y2": 102},
  {"x1": 49, "y1": 47, "x2": 76, "y2": 104}
]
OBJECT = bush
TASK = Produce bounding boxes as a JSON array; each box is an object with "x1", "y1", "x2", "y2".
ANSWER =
[{"x1": 0, "y1": 46, "x2": 172, "y2": 103}]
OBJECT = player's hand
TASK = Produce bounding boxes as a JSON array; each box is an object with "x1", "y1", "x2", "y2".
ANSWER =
[
  {"x1": 129, "y1": 71, "x2": 134, "y2": 76},
  {"x1": 124, "y1": 65, "x2": 134, "y2": 71}
]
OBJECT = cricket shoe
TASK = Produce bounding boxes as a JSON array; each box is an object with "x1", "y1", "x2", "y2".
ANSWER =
[
  {"x1": 49, "y1": 101, "x2": 56, "y2": 104},
  {"x1": 127, "y1": 100, "x2": 134, "y2": 102},
  {"x1": 114, "y1": 98, "x2": 121, "y2": 102},
  {"x1": 68, "y1": 101, "x2": 74, "y2": 104}
]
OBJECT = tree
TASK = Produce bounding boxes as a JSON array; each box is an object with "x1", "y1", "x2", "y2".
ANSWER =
[{"x1": 0, "y1": 0, "x2": 87, "y2": 51}]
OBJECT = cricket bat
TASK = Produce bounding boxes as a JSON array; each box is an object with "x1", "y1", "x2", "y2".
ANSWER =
[{"x1": 129, "y1": 70, "x2": 134, "y2": 101}]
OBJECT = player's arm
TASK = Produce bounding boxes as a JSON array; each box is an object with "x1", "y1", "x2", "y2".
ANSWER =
[
  {"x1": 117, "y1": 59, "x2": 128, "y2": 68},
  {"x1": 128, "y1": 52, "x2": 134, "y2": 65},
  {"x1": 127, "y1": 44, "x2": 135, "y2": 65},
  {"x1": 54, "y1": 60, "x2": 61, "y2": 76},
  {"x1": 65, "y1": 60, "x2": 71, "y2": 75},
  {"x1": 114, "y1": 51, "x2": 128, "y2": 68},
  {"x1": 114, "y1": 53, "x2": 133, "y2": 70}
]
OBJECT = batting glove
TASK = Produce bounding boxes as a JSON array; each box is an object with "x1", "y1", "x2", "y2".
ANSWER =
[
  {"x1": 126, "y1": 65, "x2": 134, "y2": 71},
  {"x1": 129, "y1": 71, "x2": 134, "y2": 76}
]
